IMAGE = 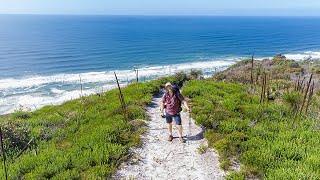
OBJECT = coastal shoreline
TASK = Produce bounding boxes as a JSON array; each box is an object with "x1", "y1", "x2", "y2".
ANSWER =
[{"x1": 2, "y1": 55, "x2": 319, "y2": 117}]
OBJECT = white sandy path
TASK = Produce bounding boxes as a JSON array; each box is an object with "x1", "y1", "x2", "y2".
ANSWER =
[{"x1": 115, "y1": 93, "x2": 225, "y2": 180}]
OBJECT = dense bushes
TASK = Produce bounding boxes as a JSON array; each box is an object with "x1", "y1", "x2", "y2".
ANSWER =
[
  {"x1": 1, "y1": 68, "x2": 318, "y2": 179},
  {"x1": 171, "y1": 69, "x2": 202, "y2": 86},
  {"x1": 182, "y1": 80, "x2": 320, "y2": 179},
  {"x1": 1, "y1": 120, "x2": 31, "y2": 158}
]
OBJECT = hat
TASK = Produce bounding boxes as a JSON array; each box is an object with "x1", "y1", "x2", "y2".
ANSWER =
[{"x1": 165, "y1": 82, "x2": 172, "y2": 88}]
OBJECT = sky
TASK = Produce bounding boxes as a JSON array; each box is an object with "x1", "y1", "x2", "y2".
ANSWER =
[{"x1": 0, "y1": 0, "x2": 320, "y2": 16}]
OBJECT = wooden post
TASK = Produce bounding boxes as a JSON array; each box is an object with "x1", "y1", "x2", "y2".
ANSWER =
[
  {"x1": 135, "y1": 68, "x2": 139, "y2": 82},
  {"x1": 260, "y1": 72, "x2": 267, "y2": 104},
  {"x1": 294, "y1": 77, "x2": 298, "y2": 91},
  {"x1": 263, "y1": 72, "x2": 267, "y2": 103},
  {"x1": 256, "y1": 72, "x2": 259, "y2": 87},
  {"x1": 251, "y1": 53, "x2": 254, "y2": 86},
  {"x1": 114, "y1": 72, "x2": 127, "y2": 120},
  {"x1": 301, "y1": 84, "x2": 306, "y2": 93},
  {"x1": 0, "y1": 128, "x2": 8, "y2": 180},
  {"x1": 300, "y1": 74, "x2": 313, "y2": 115},
  {"x1": 260, "y1": 73, "x2": 264, "y2": 104},
  {"x1": 299, "y1": 76, "x2": 306, "y2": 92},
  {"x1": 79, "y1": 74, "x2": 83, "y2": 97},
  {"x1": 266, "y1": 73, "x2": 270, "y2": 104},
  {"x1": 305, "y1": 81, "x2": 315, "y2": 114}
]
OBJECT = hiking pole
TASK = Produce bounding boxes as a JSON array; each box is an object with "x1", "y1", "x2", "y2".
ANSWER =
[{"x1": 188, "y1": 103, "x2": 192, "y2": 145}]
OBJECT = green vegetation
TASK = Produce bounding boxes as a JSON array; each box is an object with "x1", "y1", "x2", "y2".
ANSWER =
[
  {"x1": 197, "y1": 142, "x2": 208, "y2": 154},
  {"x1": 227, "y1": 59, "x2": 252, "y2": 70},
  {"x1": 172, "y1": 69, "x2": 203, "y2": 86},
  {"x1": 0, "y1": 72, "x2": 192, "y2": 179},
  {"x1": 182, "y1": 77, "x2": 320, "y2": 179},
  {"x1": 214, "y1": 57, "x2": 320, "y2": 86},
  {"x1": 1, "y1": 59, "x2": 319, "y2": 179}
]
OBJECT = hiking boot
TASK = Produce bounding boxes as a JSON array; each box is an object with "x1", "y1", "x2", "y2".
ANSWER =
[
  {"x1": 179, "y1": 137, "x2": 185, "y2": 143},
  {"x1": 168, "y1": 135, "x2": 173, "y2": 141}
]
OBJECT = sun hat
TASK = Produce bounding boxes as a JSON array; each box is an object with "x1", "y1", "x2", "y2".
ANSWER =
[{"x1": 165, "y1": 82, "x2": 172, "y2": 88}]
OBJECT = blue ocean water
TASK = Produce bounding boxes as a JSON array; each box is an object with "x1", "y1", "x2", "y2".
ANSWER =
[{"x1": 0, "y1": 15, "x2": 320, "y2": 114}]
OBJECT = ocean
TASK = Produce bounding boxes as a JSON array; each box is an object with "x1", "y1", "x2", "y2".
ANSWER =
[{"x1": 0, "y1": 15, "x2": 320, "y2": 114}]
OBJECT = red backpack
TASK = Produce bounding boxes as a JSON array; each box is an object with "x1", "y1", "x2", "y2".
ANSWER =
[{"x1": 165, "y1": 85, "x2": 182, "y2": 112}]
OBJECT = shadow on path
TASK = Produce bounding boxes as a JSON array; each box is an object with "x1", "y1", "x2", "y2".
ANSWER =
[{"x1": 188, "y1": 127, "x2": 205, "y2": 141}]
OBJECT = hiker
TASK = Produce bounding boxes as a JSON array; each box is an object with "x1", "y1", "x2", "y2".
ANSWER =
[{"x1": 160, "y1": 82, "x2": 190, "y2": 142}]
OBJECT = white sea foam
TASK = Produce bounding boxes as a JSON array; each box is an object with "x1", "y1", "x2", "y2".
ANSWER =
[
  {"x1": 0, "y1": 60, "x2": 235, "y2": 91},
  {"x1": 2, "y1": 89, "x2": 98, "y2": 114},
  {"x1": 284, "y1": 51, "x2": 320, "y2": 61},
  {"x1": 0, "y1": 59, "x2": 237, "y2": 115},
  {"x1": 51, "y1": 88, "x2": 65, "y2": 94},
  {"x1": 4, "y1": 51, "x2": 319, "y2": 115},
  {"x1": 0, "y1": 72, "x2": 116, "y2": 90}
]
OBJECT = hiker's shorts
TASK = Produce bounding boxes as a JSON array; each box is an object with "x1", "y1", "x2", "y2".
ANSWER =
[{"x1": 165, "y1": 112, "x2": 182, "y2": 125}]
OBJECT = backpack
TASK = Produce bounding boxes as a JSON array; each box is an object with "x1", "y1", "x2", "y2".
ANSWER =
[{"x1": 165, "y1": 85, "x2": 182, "y2": 112}]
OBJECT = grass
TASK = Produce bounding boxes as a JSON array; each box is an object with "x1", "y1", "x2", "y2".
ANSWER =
[
  {"x1": 213, "y1": 58, "x2": 320, "y2": 87},
  {"x1": 182, "y1": 79, "x2": 320, "y2": 179},
  {"x1": 197, "y1": 142, "x2": 208, "y2": 154},
  {"x1": 1, "y1": 63, "x2": 319, "y2": 179},
  {"x1": 0, "y1": 73, "x2": 191, "y2": 179},
  {"x1": 226, "y1": 59, "x2": 252, "y2": 70}
]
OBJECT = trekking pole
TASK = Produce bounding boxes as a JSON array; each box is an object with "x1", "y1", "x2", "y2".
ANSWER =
[{"x1": 188, "y1": 103, "x2": 192, "y2": 145}]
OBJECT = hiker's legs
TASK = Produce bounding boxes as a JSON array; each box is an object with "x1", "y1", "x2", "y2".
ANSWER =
[
  {"x1": 177, "y1": 125, "x2": 183, "y2": 138},
  {"x1": 168, "y1": 122, "x2": 173, "y2": 135},
  {"x1": 165, "y1": 113, "x2": 173, "y2": 136},
  {"x1": 173, "y1": 113, "x2": 183, "y2": 138},
  {"x1": 166, "y1": 113, "x2": 183, "y2": 138}
]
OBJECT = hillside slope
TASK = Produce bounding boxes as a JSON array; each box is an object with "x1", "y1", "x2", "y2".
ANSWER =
[{"x1": 116, "y1": 93, "x2": 225, "y2": 179}]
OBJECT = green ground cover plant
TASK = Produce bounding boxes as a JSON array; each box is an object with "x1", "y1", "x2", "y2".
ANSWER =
[
  {"x1": 0, "y1": 72, "x2": 192, "y2": 179},
  {"x1": 182, "y1": 79, "x2": 320, "y2": 179}
]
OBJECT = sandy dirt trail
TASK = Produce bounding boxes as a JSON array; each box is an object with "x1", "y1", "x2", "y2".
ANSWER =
[{"x1": 116, "y1": 93, "x2": 225, "y2": 180}]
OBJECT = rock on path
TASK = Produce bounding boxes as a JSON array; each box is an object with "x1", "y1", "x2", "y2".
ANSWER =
[{"x1": 115, "y1": 94, "x2": 225, "y2": 180}]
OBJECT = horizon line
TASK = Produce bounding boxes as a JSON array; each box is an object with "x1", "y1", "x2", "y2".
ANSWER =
[{"x1": 1, "y1": 13, "x2": 320, "y2": 17}]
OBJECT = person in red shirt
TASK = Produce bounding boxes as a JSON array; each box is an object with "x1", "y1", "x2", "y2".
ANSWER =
[{"x1": 160, "y1": 82, "x2": 190, "y2": 143}]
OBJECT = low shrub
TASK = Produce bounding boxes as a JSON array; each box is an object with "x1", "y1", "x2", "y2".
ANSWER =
[
  {"x1": 0, "y1": 72, "x2": 192, "y2": 179},
  {"x1": 183, "y1": 79, "x2": 320, "y2": 179}
]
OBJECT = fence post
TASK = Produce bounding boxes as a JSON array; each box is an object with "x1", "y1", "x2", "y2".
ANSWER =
[
  {"x1": 300, "y1": 74, "x2": 313, "y2": 115},
  {"x1": 305, "y1": 81, "x2": 315, "y2": 114},
  {"x1": 0, "y1": 128, "x2": 8, "y2": 180},
  {"x1": 114, "y1": 72, "x2": 127, "y2": 120},
  {"x1": 251, "y1": 53, "x2": 254, "y2": 86},
  {"x1": 134, "y1": 68, "x2": 139, "y2": 82},
  {"x1": 79, "y1": 74, "x2": 83, "y2": 97}
]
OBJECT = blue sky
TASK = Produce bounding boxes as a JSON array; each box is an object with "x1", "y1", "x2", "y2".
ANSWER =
[{"x1": 0, "y1": 0, "x2": 319, "y2": 16}]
